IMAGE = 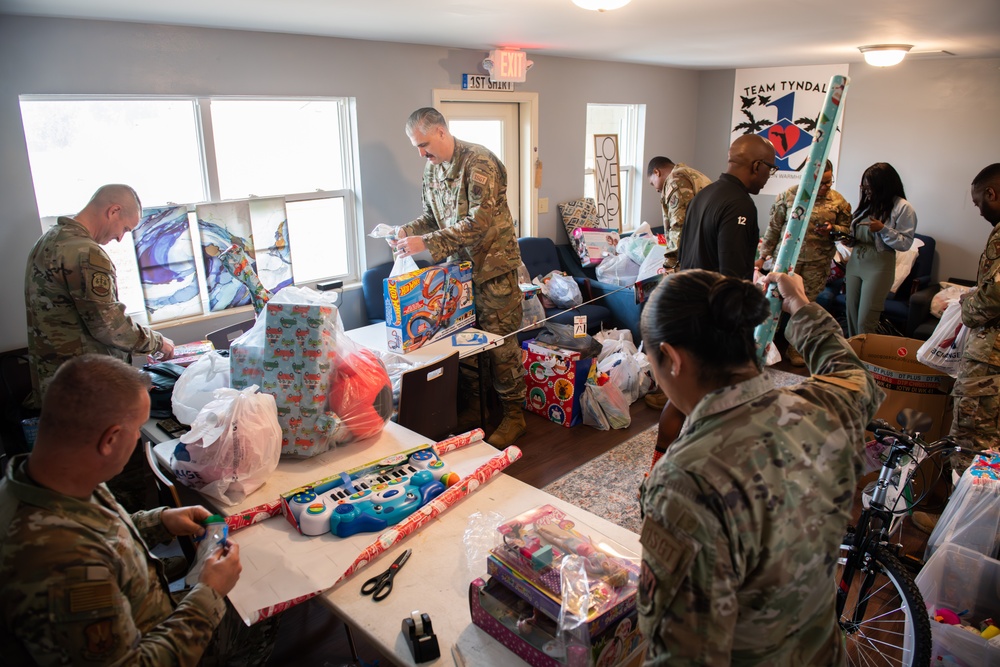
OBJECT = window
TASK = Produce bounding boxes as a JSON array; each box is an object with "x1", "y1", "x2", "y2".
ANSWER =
[
  {"x1": 19, "y1": 96, "x2": 362, "y2": 325},
  {"x1": 583, "y1": 103, "x2": 645, "y2": 232}
]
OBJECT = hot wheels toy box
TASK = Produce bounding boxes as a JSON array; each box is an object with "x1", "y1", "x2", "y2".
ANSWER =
[
  {"x1": 522, "y1": 340, "x2": 593, "y2": 427},
  {"x1": 384, "y1": 261, "x2": 475, "y2": 353}
]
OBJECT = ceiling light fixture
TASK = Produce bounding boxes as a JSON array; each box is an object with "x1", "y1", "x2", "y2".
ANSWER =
[
  {"x1": 858, "y1": 44, "x2": 913, "y2": 67},
  {"x1": 572, "y1": 0, "x2": 632, "y2": 11}
]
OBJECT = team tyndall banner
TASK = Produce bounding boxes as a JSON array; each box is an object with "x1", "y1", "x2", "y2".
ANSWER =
[{"x1": 731, "y1": 64, "x2": 849, "y2": 196}]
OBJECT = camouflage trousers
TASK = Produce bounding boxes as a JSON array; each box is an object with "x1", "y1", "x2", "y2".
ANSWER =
[
  {"x1": 475, "y1": 270, "x2": 526, "y2": 405},
  {"x1": 796, "y1": 257, "x2": 835, "y2": 303},
  {"x1": 949, "y1": 359, "x2": 1000, "y2": 473}
]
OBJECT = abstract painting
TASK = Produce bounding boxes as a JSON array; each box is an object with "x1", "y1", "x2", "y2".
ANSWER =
[
  {"x1": 197, "y1": 201, "x2": 254, "y2": 312},
  {"x1": 133, "y1": 205, "x2": 203, "y2": 323}
]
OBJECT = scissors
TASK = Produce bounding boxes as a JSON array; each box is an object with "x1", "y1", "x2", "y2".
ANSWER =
[{"x1": 361, "y1": 549, "x2": 411, "y2": 602}]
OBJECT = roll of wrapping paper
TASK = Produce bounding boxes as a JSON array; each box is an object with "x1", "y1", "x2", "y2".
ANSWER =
[
  {"x1": 218, "y1": 243, "x2": 273, "y2": 315},
  {"x1": 247, "y1": 444, "x2": 522, "y2": 624},
  {"x1": 754, "y1": 75, "x2": 850, "y2": 363},
  {"x1": 224, "y1": 429, "x2": 486, "y2": 534}
]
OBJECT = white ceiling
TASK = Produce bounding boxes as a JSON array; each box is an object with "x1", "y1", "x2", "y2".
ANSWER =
[{"x1": 1, "y1": 0, "x2": 998, "y2": 69}]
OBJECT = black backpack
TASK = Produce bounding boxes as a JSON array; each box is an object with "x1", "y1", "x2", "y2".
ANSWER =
[{"x1": 143, "y1": 362, "x2": 187, "y2": 419}]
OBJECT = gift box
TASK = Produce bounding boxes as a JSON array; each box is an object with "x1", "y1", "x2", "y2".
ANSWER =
[
  {"x1": 470, "y1": 577, "x2": 646, "y2": 667},
  {"x1": 489, "y1": 504, "x2": 640, "y2": 635},
  {"x1": 384, "y1": 261, "x2": 475, "y2": 353},
  {"x1": 522, "y1": 340, "x2": 593, "y2": 427},
  {"x1": 571, "y1": 228, "x2": 620, "y2": 267}
]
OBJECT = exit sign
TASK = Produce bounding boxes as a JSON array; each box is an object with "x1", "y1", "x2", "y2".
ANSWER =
[{"x1": 488, "y1": 49, "x2": 531, "y2": 82}]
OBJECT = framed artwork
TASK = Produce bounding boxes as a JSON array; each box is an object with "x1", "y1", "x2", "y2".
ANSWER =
[{"x1": 592, "y1": 133, "x2": 621, "y2": 231}]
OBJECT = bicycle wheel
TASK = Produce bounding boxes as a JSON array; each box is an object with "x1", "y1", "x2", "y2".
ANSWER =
[{"x1": 837, "y1": 540, "x2": 932, "y2": 667}]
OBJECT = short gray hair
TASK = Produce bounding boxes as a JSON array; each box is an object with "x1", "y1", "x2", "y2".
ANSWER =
[{"x1": 406, "y1": 107, "x2": 448, "y2": 136}]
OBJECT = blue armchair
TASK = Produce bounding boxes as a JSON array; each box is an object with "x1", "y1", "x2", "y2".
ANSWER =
[{"x1": 517, "y1": 237, "x2": 614, "y2": 343}]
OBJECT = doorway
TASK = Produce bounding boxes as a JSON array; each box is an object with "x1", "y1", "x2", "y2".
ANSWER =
[{"x1": 433, "y1": 89, "x2": 539, "y2": 237}]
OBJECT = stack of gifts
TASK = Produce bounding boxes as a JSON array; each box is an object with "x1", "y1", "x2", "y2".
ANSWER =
[{"x1": 469, "y1": 504, "x2": 646, "y2": 667}]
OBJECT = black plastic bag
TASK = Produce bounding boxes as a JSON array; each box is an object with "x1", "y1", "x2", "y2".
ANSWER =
[
  {"x1": 143, "y1": 362, "x2": 187, "y2": 419},
  {"x1": 534, "y1": 322, "x2": 602, "y2": 359}
]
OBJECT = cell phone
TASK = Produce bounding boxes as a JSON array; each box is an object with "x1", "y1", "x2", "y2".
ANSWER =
[{"x1": 157, "y1": 417, "x2": 190, "y2": 438}]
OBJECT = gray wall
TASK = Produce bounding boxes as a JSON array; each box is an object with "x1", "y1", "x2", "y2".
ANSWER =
[
  {"x1": 0, "y1": 15, "x2": 698, "y2": 351},
  {"x1": 694, "y1": 58, "x2": 1000, "y2": 284}
]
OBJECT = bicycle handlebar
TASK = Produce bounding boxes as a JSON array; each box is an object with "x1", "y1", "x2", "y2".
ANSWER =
[{"x1": 865, "y1": 421, "x2": 980, "y2": 457}]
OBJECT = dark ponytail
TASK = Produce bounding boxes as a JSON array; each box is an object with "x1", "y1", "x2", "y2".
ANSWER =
[{"x1": 641, "y1": 269, "x2": 770, "y2": 384}]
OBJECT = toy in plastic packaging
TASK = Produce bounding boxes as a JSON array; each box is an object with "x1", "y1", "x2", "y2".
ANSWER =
[
  {"x1": 171, "y1": 350, "x2": 232, "y2": 425},
  {"x1": 533, "y1": 271, "x2": 583, "y2": 309},
  {"x1": 326, "y1": 347, "x2": 393, "y2": 441},
  {"x1": 171, "y1": 385, "x2": 282, "y2": 506},
  {"x1": 185, "y1": 515, "x2": 229, "y2": 586}
]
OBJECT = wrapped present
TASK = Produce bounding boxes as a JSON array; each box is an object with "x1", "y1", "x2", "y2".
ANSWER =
[
  {"x1": 522, "y1": 340, "x2": 592, "y2": 427},
  {"x1": 384, "y1": 261, "x2": 475, "y2": 353},
  {"x1": 571, "y1": 227, "x2": 620, "y2": 267},
  {"x1": 231, "y1": 286, "x2": 392, "y2": 458}
]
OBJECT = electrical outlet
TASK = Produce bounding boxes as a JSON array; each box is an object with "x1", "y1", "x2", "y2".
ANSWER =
[{"x1": 538, "y1": 197, "x2": 549, "y2": 214}]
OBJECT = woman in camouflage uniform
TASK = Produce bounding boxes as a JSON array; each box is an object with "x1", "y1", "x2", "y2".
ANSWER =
[{"x1": 637, "y1": 269, "x2": 882, "y2": 665}]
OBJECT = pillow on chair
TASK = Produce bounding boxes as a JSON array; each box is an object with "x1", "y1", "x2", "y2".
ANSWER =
[{"x1": 558, "y1": 198, "x2": 599, "y2": 251}]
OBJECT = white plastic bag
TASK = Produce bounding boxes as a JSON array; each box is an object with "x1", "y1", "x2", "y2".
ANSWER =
[
  {"x1": 636, "y1": 243, "x2": 667, "y2": 284},
  {"x1": 171, "y1": 385, "x2": 282, "y2": 506},
  {"x1": 930, "y1": 283, "x2": 973, "y2": 318},
  {"x1": 389, "y1": 254, "x2": 419, "y2": 277},
  {"x1": 595, "y1": 254, "x2": 640, "y2": 286},
  {"x1": 172, "y1": 351, "x2": 232, "y2": 425},
  {"x1": 917, "y1": 301, "x2": 968, "y2": 377},
  {"x1": 581, "y1": 380, "x2": 631, "y2": 430},
  {"x1": 534, "y1": 271, "x2": 582, "y2": 308}
]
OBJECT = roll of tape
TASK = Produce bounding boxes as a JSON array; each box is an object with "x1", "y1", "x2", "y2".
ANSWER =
[{"x1": 410, "y1": 610, "x2": 424, "y2": 636}]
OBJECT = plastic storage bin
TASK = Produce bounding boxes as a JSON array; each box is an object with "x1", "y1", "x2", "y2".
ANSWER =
[{"x1": 915, "y1": 543, "x2": 1000, "y2": 666}]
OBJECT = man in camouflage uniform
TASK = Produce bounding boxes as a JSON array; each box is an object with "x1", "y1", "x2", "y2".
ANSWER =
[
  {"x1": 24, "y1": 184, "x2": 175, "y2": 408},
  {"x1": 0, "y1": 354, "x2": 251, "y2": 666},
  {"x1": 638, "y1": 271, "x2": 883, "y2": 665},
  {"x1": 950, "y1": 163, "x2": 1000, "y2": 473},
  {"x1": 755, "y1": 161, "x2": 852, "y2": 366},
  {"x1": 393, "y1": 107, "x2": 526, "y2": 447},
  {"x1": 646, "y1": 156, "x2": 712, "y2": 271}
]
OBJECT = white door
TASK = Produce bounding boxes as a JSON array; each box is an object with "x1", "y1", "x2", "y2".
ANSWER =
[{"x1": 438, "y1": 102, "x2": 520, "y2": 232}]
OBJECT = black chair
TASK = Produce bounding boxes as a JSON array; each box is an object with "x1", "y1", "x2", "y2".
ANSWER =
[
  {"x1": 361, "y1": 259, "x2": 430, "y2": 324},
  {"x1": 396, "y1": 352, "x2": 459, "y2": 442},
  {"x1": 206, "y1": 318, "x2": 256, "y2": 350},
  {"x1": 516, "y1": 237, "x2": 614, "y2": 343},
  {"x1": 143, "y1": 440, "x2": 197, "y2": 565}
]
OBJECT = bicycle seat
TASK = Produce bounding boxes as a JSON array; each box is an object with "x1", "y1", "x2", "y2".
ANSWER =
[{"x1": 896, "y1": 408, "x2": 933, "y2": 436}]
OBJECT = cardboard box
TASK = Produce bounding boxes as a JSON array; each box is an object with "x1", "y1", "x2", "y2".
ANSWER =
[
  {"x1": 522, "y1": 340, "x2": 593, "y2": 427},
  {"x1": 470, "y1": 577, "x2": 646, "y2": 667},
  {"x1": 571, "y1": 227, "x2": 620, "y2": 267},
  {"x1": 384, "y1": 262, "x2": 475, "y2": 353},
  {"x1": 848, "y1": 334, "x2": 954, "y2": 440}
]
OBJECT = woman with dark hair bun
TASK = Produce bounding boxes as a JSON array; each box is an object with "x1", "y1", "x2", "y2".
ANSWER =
[
  {"x1": 844, "y1": 162, "x2": 918, "y2": 336},
  {"x1": 637, "y1": 269, "x2": 883, "y2": 665}
]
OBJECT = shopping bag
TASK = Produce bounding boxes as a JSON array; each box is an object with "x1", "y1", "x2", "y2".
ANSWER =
[
  {"x1": 171, "y1": 386, "x2": 282, "y2": 506},
  {"x1": 917, "y1": 301, "x2": 968, "y2": 377},
  {"x1": 172, "y1": 350, "x2": 232, "y2": 425}
]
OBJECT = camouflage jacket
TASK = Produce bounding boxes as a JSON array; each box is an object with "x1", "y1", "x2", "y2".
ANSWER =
[
  {"x1": 960, "y1": 221, "x2": 1000, "y2": 367},
  {"x1": 760, "y1": 186, "x2": 852, "y2": 267},
  {"x1": 0, "y1": 455, "x2": 226, "y2": 666},
  {"x1": 638, "y1": 304, "x2": 883, "y2": 666},
  {"x1": 402, "y1": 139, "x2": 522, "y2": 286},
  {"x1": 661, "y1": 164, "x2": 712, "y2": 269},
  {"x1": 24, "y1": 217, "x2": 164, "y2": 407}
]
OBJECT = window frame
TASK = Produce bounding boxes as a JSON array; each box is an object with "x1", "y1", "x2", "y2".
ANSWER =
[{"x1": 19, "y1": 93, "x2": 365, "y2": 326}]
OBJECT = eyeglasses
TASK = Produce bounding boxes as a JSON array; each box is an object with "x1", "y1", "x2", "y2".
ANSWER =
[{"x1": 755, "y1": 159, "x2": 779, "y2": 176}]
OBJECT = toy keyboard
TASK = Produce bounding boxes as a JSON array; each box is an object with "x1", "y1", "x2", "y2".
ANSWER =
[{"x1": 284, "y1": 448, "x2": 460, "y2": 538}]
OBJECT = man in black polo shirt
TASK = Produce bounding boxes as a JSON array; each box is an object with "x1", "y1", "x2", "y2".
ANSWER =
[{"x1": 678, "y1": 135, "x2": 777, "y2": 279}]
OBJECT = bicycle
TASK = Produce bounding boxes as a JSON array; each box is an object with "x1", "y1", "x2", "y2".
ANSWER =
[{"x1": 836, "y1": 409, "x2": 976, "y2": 667}]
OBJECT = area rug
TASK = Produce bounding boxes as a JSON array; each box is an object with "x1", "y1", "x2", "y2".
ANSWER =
[
  {"x1": 541, "y1": 425, "x2": 655, "y2": 535},
  {"x1": 541, "y1": 369, "x2": 805, "y2": 534}
]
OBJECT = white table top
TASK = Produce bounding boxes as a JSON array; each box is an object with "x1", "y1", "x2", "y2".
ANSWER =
[
  {"x1": 345, "y1": 323, "x2": 504, "y2": 364},
  {"x1": 145, "y1": 420, "x2": 640, "y2": 667}
]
